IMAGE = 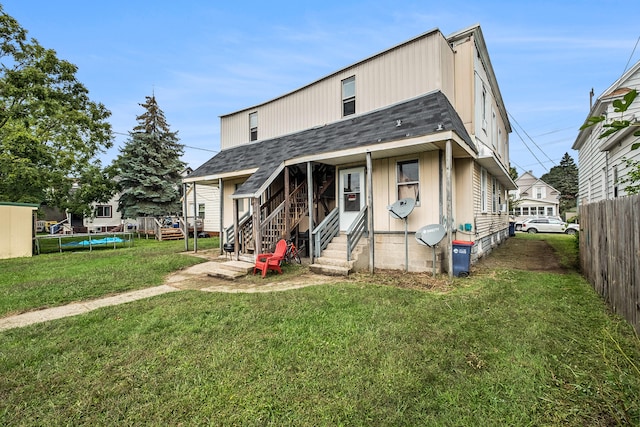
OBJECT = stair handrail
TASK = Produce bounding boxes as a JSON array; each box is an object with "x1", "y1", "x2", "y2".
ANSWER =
[
  {"x1": 225, "y1": 211, "x2": 251, "y2": 244},
  {"x1": 49, "y1": 218, "x2": 70, "y2": 235},
  {"x1": 311, "y1": 207, "x2": 339, "y2": 258},
  {"x1": 346, "y1": 205, "x2": 368, "y2": 262}
]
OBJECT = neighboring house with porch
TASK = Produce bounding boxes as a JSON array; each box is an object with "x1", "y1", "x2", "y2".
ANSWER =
[
  {"x1": 509, "y1": 171, "x2": 560, "y2": 221},
  {"x1": 572, "y1": 59, "x2": 640, "y2": 204},
  {"x1": 183, "y1": 24, "x2": 515, "y2": 276}
]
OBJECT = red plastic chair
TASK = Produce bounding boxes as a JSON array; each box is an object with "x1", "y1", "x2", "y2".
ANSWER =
[{"x1": 253, "y1": 239, "x2": 287, "y2": 278}]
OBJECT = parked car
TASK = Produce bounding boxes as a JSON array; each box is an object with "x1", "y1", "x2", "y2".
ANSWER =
[
  {"x1": 520, "y1": 218, "x2": 579, "y2": 235},
  {"x1": 514, "y1": 215, "x2": 562, "y2": 231}
]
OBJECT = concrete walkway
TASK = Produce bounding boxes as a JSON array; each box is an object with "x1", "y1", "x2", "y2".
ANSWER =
[
  {"x1": 0, "y1": 285, "x2": 178, "y2": 332},
  {"x1": 0, "y1": 259, "x2": 332, "y2": 332}
]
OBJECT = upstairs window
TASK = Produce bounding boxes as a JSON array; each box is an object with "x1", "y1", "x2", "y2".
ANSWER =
[
  {"x1": 342, "y1": 76, "x2": 355, "y2": 117},
  {"x1": 396, "y1": 159, "x2": 420, "y2": 204},
  {"x1": 95, "y1": 205, "x2": 112, "y2": 218},
  {"x1": 249, "y1": 112, "x2": 258, "y2": 141}
]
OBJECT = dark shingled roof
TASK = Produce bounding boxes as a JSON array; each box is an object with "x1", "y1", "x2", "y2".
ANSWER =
[{"x1": 189, "y1": 90, "x2": 474, "y2": 196}]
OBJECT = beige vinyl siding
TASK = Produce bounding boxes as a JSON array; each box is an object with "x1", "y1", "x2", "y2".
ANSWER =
[
  {"x1": 221, "y1": 33, "x2": 455, "y2": 150},
  {"x1": 372, "y1": 151, "x2": 441, "y2": 232},
  {"x1": 454, "y1": 158, "x2": 474, "y2": 231}
]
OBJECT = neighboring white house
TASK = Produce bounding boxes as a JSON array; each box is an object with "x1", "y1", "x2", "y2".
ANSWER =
[
  {"x1": 184, "y1": 24, "x2": 516, "y2": 275},
  {"x1": 83, "y1": 192, "x2": 137, "y2": 232},
  {"x1": 572, "y1": 59, "x2": 640, "y2": 204},
  {"x1": 183, "y1": 182, "x2": 220, "y2": 235},
  {"x1": 509, "y1": 171, "x2": 560, "y2": 220}
]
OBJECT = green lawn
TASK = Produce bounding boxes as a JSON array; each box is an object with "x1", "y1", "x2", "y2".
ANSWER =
[
  {"x1": 0, "y1": 235, "x2": 638, "y2": 425},
  {"x1": 0, "y1": 237, "x2": 220, "y2": 317}
]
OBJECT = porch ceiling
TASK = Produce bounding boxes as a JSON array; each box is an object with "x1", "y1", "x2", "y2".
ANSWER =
[{"x1": 186, "y1": 90, "x2": 476, "y2": 197}]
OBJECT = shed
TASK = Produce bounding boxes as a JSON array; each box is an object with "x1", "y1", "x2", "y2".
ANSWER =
[{"x1": 0, "y1": 202, "x2": 39, "y2": 259}]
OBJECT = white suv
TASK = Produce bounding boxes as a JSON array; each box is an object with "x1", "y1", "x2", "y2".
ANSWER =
[{"x1": 520, "y1": 218, "x2": 579, "y2": 235}]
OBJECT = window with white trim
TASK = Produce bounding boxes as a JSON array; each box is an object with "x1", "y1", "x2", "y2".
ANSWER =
[
  {"x1": 397, "y1": 159, "x2": 420, "y2": 204},
  {"x1": 198, "y1": 203, "x2": 205, "y2": 219},
  {"x1": 342, "y1": 76, "x2": 355, "y2": 117},
  {"x1": 481, "y1": 168, "x2": 487, "y2": 212},
  {"x1": 492, "y1": 177, "x2": 497, "y2": 212}
]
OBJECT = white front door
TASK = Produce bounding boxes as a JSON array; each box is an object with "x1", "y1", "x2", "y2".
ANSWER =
[{"x1": 339, "y1": 167, "x2": 365, "y2": 231}]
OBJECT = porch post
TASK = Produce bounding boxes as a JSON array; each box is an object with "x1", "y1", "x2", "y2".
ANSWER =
[
  {"x1": 366, "y1": 151, "x2": 374, "y2": 274},
  {"x1": 284, "y1": 166, "x2": 290, "y2": 239},
  {"x1": 307, "y1": 161, "x2": 314, "y2": 263},
  {"x1": 253, "y1": 197, "x2": 261, "y2": 258},
  {"x1": 183, "y1": 183, "x2": 189, "y2": 252},
  {"x1": 233, "y1": 198, "x2": 239, "y2": 261},
  {"x1": 219, "y1": 178, "x2": 224, "y2": 255},
  {"x1": 446, "y1": 139, "x2": 453, "y2": 277},
  {"x1": 193, "y1": 182, "x2": 198, "y2": 253}
]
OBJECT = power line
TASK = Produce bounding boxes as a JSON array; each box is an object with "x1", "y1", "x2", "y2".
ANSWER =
[
  {"x1": 623, "y1": 35, "x2": 640, "y2": 75},
  {"x1": 508, "y1": 111, "x2": 556, "y2": 166},
  {"x1": 111, "y1": 130, "x2": 218, "y2": 153}
]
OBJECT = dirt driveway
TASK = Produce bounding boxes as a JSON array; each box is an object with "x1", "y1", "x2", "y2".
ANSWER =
[{"x1": 473, "y1": 236, "x2": 566, "y2": 274}]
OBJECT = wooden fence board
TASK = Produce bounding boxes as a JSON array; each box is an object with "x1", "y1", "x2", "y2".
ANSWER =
[{"x1": 580, "y1": 195, "x2": 640, "y2": 334}]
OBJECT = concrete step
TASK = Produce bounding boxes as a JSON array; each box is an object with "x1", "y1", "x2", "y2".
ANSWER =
[
  {"x1": 313, "y1": 256, "x2": 352, "y2": 268},
  {"x1": 206, "y1": 260, "x2": 254, "y2": 280},
  {"x1": 309, "y1": 263, "x2": 350, "y2": 276}
]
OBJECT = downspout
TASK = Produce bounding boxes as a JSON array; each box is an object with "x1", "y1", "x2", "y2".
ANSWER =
[
  {"x1": 446, "y1": 139, "x2": 453, "y2": 278},
  {"x1": 307, "y1": 161, "x2": 314, "y2": 264},
  {"x1": 366, "y1": 151, "x2": 374, "y2": 274},
  {"x1": 193, "y1": 183, "x2": 198, "y2": 253},
  {"x1": 219, "y1": 178, "x2": 223, "y2": 255}
]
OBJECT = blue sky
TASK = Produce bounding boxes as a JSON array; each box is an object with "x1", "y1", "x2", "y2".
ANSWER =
[{"x1": 4, "y1": 1, "x2": 639, "y2": 178}]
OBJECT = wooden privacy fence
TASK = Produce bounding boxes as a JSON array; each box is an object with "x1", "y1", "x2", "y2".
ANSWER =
[{"x1": 580, "y1": 195, "x2": 640, "y2": 334}]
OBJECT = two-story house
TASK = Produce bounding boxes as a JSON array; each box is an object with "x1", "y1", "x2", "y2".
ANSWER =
[
  {"x1": 184, "y1": 24, "x2": 515, "y2": 276},
  {"x1": 509, "y1": 171, "x2": 560, "y2": 227},
  {"x1": 572, "y1": 59, "x2": 640, "y2": 203}
]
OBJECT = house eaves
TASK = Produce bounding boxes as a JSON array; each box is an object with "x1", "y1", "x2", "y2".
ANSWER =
[
  {"x1": 476, "y1": 155, "x2": 517, "y2": 190},
  {"x1": 187, "y1": 91, "x2": 475, "y2": 199},
  {"x1": 573, "y1": 59, "x2": 640, "y2": 150}
]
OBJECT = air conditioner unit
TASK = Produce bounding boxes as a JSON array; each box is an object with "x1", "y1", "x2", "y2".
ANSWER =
[{"x1": 499, "y1": 204, "x2": 507, "y2": 213}]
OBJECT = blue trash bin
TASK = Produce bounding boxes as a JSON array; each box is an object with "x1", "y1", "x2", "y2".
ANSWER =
[
  {"x1": 509, "y1": 221, "x2": 516, "y2": 237},
  {"x1": 452, "y1": 240, "x2": 474, "y2": 277}
]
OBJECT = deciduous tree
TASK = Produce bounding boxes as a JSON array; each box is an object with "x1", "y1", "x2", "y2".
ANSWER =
[{"x1": 0, "y1": 6, "x2": 113, "y2": 208}]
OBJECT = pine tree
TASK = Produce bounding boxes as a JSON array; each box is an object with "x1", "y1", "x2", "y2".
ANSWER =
[
  {"x1": 114, "y1": 95, "x2": 185, "y2": 219},
  {"x1": 541, "y1": 153, "x2": 578, "y2": 213}
]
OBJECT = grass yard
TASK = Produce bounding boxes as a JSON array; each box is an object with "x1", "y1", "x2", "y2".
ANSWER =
[
  {"x1": 0, "y1": 234, "x2": 639, "y2": 425},
  {"x1": 0, "y1": 237, "x2": 219, "y2": 317}
]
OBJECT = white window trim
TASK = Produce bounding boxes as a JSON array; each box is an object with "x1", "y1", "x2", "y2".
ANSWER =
[{"x1": 396, "y1": 159, "x2": 420, "y2": 206}]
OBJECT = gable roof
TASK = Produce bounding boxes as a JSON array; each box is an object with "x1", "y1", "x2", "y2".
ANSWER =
[
  {"x1": 573, "y1": 59, "x2": 640, "y2": 150},
  {"x1": 187, "y1": 91, "x2": 474, "y2": 197},
  {"x1": 514, "y1": 171, "x2": 560, "y2": 196}
]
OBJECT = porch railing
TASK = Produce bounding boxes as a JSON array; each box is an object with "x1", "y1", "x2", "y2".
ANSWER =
[
  {"x1": 311, "y1": 207, "x2": 339, "y2": 258},
  {"x1": 346, "y1": 206, "x2": 368, "y2": 262},
  {"x1": 288, "y1": 181, "x2": 308, "y2": 231},
  {"x1": 225, "y1": 211, "x2": 251, "y2": 245},
  {"x1": 260, "y1": 202, "x2": 286, "y2": 253}
]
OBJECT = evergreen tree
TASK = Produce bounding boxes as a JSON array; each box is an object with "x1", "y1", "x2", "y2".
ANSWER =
[
  {"x1": 541, "y1": 153, "x2": 578, "y2": 213},
  {"x1": 114, "y1": 95, "x2": 185, "y2": 218}
]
